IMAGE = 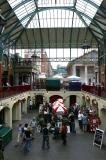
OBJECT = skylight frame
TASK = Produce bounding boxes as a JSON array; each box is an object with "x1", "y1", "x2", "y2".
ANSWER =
[
  {"x1": 7, "y1": 0, "x2": 103, "y2": 28},
  {"x1": 28, "y1": 9, "x2": 85, "y2": 28}
]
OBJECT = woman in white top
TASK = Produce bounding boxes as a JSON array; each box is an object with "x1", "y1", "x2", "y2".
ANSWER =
[{"x1": 78, "y1": 111, "x2": 83, "y2": 130}]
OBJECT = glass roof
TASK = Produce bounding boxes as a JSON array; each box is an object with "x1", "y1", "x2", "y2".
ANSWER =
[{"x1": 8, "y1": 0, "x2": 103, "y2": 28}]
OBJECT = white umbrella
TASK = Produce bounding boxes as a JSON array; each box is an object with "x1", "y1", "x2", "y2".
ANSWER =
[
  {"x1": 51, "y1": 74, "x2": 63, "y2": 83},
  {"x1": 67, "y1": 75, "x2": 81, "y2": 81},
  {"x1": 38, "y1": 73, "x2": 46, "y2": 79},
  {"x1": 52, "y1": 74, "x2": 63, "y2": 79}
]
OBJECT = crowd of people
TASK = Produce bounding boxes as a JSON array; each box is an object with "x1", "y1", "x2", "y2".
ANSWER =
[
  {"x1": 16, "y1": 117, "x2": 37, "y2": 152},
  {"x1": 15, "y1": 101, "x2": 101, "y2": 152}
]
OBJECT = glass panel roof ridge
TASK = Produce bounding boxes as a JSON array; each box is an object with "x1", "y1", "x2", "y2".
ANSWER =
[{"x1": 7, "y1": 0, "x2": 103, "y2": 28}]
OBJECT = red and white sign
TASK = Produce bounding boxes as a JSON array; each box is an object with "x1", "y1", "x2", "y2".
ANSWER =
[{"x1": 52, "y1": 98, "x2": 67, "y2": 113}]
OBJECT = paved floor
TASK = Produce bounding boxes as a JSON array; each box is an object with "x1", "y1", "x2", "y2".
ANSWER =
[{"x1": 4, "y1": 111, "x2": 106, "y2": 160}]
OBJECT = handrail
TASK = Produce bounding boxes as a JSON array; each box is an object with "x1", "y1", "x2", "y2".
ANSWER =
[
  {"x1": 0, "y1": 84, "x2": 105, "y2": 99},
  {"x1": 0, "y1": 85, "x2": 31, "y2": 99},
  {"x1": 81, "y1": 84, "x2": 106, "y2": 99}
]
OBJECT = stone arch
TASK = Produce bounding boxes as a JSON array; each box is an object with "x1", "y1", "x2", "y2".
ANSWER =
[
  {"x1": 0, "y1": 107, "x2": 5, "y2": 124},
  {"x1": 80, "y1": 94, "x2": 86, "y2": 108},
  {"x1": 4, "y1": 107, "x2": 11, "y2": 127},
  {"x1": 86, "y1": 96, "x2": 90, "y2": 101},
  {"x1": 85, "y1": 95, "x2": 91, "y2": 108},
  {"x1": 63, "y1": 94, "x2": 81, "y2": 109},
  {"x1": 49, "y1": 95, "x2": 63, "y2": 103},
  {"x1": 27, "y1": 96, "x2": 31, "y2": 111},
  {"x1": 35, "y1": 94, "x2": 43, "y2": 109},
  {"x1": 100, "y1": 108, "x2": 106, "y2": 132},
  {"x1": 12, "y1": 101, "x2": 21, "y2": 122},
  {"x1": 13, "y1": 97, "x2": 27, "y2": 114},
  {"x1": 0, "y1": 106, "x2": 10, "y2": 126},
  {"x1": 21, "y1": 98, "x2": 27, "y2": 113},
  {"x1": 27, "y1": 96, "x2": 31, "y2": 100},
  {"x1": 69, "y1": 95, "x2": 76, "y2": 106},
  {"x1": 0, "y1": 106, "x2": 11, "y2": 127}
]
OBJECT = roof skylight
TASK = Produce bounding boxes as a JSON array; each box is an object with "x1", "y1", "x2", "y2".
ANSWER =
[{"x1": 7, "y1": 0, "x2": 103, "y2": 28}]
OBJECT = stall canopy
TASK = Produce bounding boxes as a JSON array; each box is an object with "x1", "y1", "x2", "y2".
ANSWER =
[
  {"x1": 67, "y1": 75, "x2": 81, "y2": 81},
  {"x1": 37, "y1": 73, "x2": 47, "y2": 79},
  {"x1": 52, "y1": 74, "x2": 63, "y2": 79}
]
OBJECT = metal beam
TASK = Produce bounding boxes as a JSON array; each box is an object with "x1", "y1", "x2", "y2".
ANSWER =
[
  {"x1": 84, "y1": 0, "x2": 99, "y2": 9},
  {"x1": 76, "y1": 12, "x2": 101, "y2": 45},
  {"x1": 75, "y1": 9, "x2": 105, "y2": 37},
  {"x1": 2, "y1": 1, "x2": 104, "y2": 49},
  {"x1": 34, "y1": 0, "x2": 43, "y2": 49},
  {"x1": 69, "y1": 0, "x2": 77, "y2": 60}
]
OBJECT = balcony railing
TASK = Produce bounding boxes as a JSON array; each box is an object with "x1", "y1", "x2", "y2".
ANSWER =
[
  {"x1": 0, "y1": 84, "x2": 105, "y2": 99},
  {"x1": 0, "y1": 85, "x2": 31, "y2": 99},
  {"x1": 81, "y1": 84, "x2": 106, "y2": 99}
]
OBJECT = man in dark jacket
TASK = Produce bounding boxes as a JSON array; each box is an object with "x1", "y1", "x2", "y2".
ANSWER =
[{"x1": 42, "y1": 124, "x2": 50, "y2": 149}]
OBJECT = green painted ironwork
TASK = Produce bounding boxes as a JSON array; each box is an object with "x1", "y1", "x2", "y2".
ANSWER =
[
  {"x1": 0, "y1": 40, "x2": 3, "y2": 60},
  {"x1": 0, "y1": 0, "x2": 105, "y2": 50}
]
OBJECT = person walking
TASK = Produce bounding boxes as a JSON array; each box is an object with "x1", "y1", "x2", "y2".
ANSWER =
[
  {"x1": 17, "y1": 124, "x2": 23, "y2": 144},
  {"x1": 82, "y1": 113, "x2": 88, "y2": 132},
  {"x1": 42, "y1": 124, "x2": 50, "y2": 149},
  {"x1": 78, "y1": 111, "x2": 83, "y2": 130},
  {"x1": 60, "y1": 122, "x2": 68, "y2": 145},
  {"x1": 23, "y1": 125, "x2": 32, "y2": 152},
  {"x1": 53, "y1": 124, "x2": 60, "y2": 139},
  {"x1": 30, "y1": 117, "x2": 37, "y2": 138},
  {"x1": 29, "y1": 99, "x2": 33, "y2": 110},
  {"x1": 68, "y1": 112, "x2": 76, "y2": 133}
]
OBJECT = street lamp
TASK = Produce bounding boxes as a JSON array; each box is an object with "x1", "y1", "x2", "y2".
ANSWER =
[{"x1": 0, "y1": 11, "x2": 6, "y2": 87}]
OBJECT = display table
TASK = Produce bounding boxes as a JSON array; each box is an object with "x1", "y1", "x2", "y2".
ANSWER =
[{"x1": 0, "y1": 127, "x2": 12, "y2": 147}]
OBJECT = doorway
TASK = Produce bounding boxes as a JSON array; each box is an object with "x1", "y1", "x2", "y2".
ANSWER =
[{"x1": 70, "y1": 95, "x2": 76, "y2": 106}]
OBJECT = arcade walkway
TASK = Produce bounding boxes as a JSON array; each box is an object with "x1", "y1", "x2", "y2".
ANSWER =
[{"x1": 4, "y1": 111, "x2": 106, "y2": 160}]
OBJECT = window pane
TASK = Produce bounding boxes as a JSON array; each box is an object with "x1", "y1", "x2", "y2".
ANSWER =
[{"x1": 7, "y1": 0, "x2": 103, "y2": 27}]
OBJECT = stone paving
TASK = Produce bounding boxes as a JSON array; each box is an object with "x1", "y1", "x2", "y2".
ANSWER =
[{"x1": 3, "y1": 111, "x2": 106, "y2": 160}]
